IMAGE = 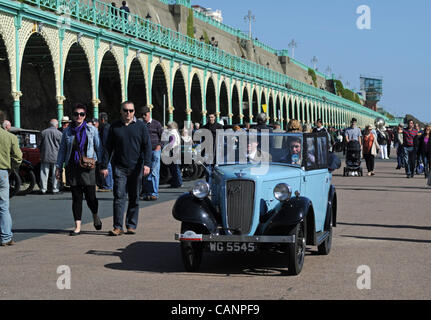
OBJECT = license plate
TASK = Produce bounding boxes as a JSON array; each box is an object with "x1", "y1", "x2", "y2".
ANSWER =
[{"x1": 209, "y1": 242, "x2": 256, "y2": 252}]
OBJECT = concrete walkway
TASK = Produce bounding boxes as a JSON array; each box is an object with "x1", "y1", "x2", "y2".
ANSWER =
[{"x1": 1, "y1": 158, "x2": 430, "y2": 299}]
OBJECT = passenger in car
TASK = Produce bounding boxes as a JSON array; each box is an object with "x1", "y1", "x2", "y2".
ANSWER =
[{"x1": 246, "y1": 139, "x2": 272, "y2": 163}]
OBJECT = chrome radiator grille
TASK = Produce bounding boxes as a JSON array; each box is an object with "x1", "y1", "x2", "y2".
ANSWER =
[{"x1": 226, "y1": 180, "x2": 255, "y2": 234}]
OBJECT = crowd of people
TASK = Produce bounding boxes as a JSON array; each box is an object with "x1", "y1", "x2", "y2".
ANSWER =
[{"x1": 1, "y1": 102, "x2": 430, "y2": 245}]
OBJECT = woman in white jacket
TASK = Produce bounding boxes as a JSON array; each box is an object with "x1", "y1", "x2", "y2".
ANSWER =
[
  {"x1": 165, "y1": 121, "x2": 182, "y2": 188},
  {"x1": 363, "y1": 124, "x2": 381, "y2": 176}
]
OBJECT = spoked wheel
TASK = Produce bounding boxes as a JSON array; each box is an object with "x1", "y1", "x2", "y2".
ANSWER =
[
  {"x1": 159, "y1": 163, "x2": 172, "y2": 185},
  {"x1": 18, "y1": 167, "x2": 36, "y2": 195},
  {"x1": 181, "y1": 164, "x2": 198, "y2": 181},
  {"x1": 9, "y1": 170, "x2": 22, "y2": 198},
  {"x1": 180, "y1": 223, "x2": 204, "y2": 272},
  {"x1": 286, "y1": 221, "x2": 306, "y2": 275}
]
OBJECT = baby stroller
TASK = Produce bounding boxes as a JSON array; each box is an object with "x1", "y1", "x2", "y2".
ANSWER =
[{"x1": 343, "y1": 140, "x2": 363, "y2": 176}]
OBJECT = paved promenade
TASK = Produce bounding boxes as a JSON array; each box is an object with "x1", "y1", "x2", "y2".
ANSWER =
[{"x1": 1, "y1": 157, "x2": 431, "y2": 300}]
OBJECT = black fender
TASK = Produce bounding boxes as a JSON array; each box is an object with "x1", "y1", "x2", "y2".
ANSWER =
[
  {"x1": 172, "y1": 193, "x2": 219, "y2": 234},
  {"x1": 21, "y1": 159, "x2": 34, "y2": 169},
  {"x1": 325, "y1": 185, "x2": 337, "y2": 229},
  {"x1": 257, "y1": 197, "x2": 316, "y2": 244}
]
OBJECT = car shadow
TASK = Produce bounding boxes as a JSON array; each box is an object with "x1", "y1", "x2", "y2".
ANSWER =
[
  {"x1": 95, "y1": 241, "x2": 309, "y2": 276},
  {"x1": 340, "y1": 235, "x2": 431, "y2": 244},
  {"x1": 338, "y1": 222, "x2": 431, "y2": 231}
]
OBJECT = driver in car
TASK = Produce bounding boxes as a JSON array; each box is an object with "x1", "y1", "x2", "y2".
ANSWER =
[{"x1": 281, "y1": 137, "x2": 303, "y2": 165}]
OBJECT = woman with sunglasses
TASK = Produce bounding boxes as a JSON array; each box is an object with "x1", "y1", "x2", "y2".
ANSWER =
[{"x1": 56, "y1": 103, "x2": 103, "y2": 235}]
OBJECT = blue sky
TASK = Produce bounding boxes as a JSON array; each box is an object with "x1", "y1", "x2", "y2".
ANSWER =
[{"x1": 194, "y1": 0, "x2": 431, "y2": 122}]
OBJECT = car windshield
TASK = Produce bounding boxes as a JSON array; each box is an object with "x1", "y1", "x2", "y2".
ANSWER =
[
  {"x1": 215, "y1": 131, "x2": 304, "y2": 167},
  {"x1": 16, "y1": 132, "x2": 39, "y2": 149}
]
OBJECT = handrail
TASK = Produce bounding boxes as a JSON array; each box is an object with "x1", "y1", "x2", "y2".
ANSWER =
[{"x1": 16, "y1": 0, "x2": 383, "y2": 118}]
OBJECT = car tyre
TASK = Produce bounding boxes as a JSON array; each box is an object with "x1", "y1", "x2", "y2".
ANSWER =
[
  {"x1": 287, "y1": 221, "x2": 306, "y2": 276},
  {"x1": 9, "y1": 170, "x2": 22, "y2": 198},
  {"x1": 18, "y1": 167, "x2": 36, "y2": 195},
  {"x1": 180, "y1": 223, "x2": 204, "y2": 272},
  {"x1": 159, "y1": 163, "x2": 172, "y2": 185},
  {"x1": 318, "y1": 208, "x2": 333, "y2": 255}
]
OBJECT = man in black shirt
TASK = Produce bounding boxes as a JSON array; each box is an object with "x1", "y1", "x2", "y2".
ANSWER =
[
  {"x1": 120, "y1": 1, "x2": 130, "y2": 19},
  {"x1": 101, "y1": 101, "x2": 151, "y2": 236},
  {"x1": 202, "y1": 113, "x2": 223, "y2": 181}
]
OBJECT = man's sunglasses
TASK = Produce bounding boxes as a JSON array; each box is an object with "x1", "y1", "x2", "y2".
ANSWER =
[
  {"x1": 123, "y1": 109, "x2": 135, "y2": 113},
  {"x1": 73, "y1": 112, "x2": 86, "y2": 117}
]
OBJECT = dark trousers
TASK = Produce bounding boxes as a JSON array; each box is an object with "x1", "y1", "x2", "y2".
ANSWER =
[
  {"x1": 364, "y1": 154, "x2": 375, "y2": 172},
  {"x1": 113, "y1": 166, "x2": 142, "y2": 230},
  {"x1": 169, "y1": 163, "x2": 182, "y2": 187},
  {"x1": 397, "y1": 145, "x2": 404, "y2": 168},
  {"x1": 423, "y1": 155, "x2": 431, "y2": 178},
  {"x1": 70, "y1": 186, "x2": 98, "y2": 221},
  {"x1": 403, "y1": 147, "x2": 416, "y2": 176}
]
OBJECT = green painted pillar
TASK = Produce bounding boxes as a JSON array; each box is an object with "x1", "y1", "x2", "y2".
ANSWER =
[
  {"x1": 124, "y1": 46, "x2": 129, "y2": 101},
  {"x1": 286, "y1": 96, "x2": 290, "y2": 124},
  {"x1": 249, "y1": 85, "x2": 253, "y2": 123},
  {"x1": 239, "y1": 80, "x2": 244, "y2": 125},
  {"x1": 147, "y1": 54, "x2": 153, "y2": 106},
  {"x1": 202, "y1": 69, "x2": 207, "y2": 125},
  {"x1": 93, "y1": 37, "x2": 100, "y2": 119},
  {"x1": 13, "y1": 14, "x2": 22, "y2": 128},
  {"x1": 228, "y1": 78, "x2": 233, "y2": 126},
  {"x1": 312, "y1": 102, "x2": 315, "y2": 125},
  {"x1": 257, "y1": 87, "x2": 261, "y2": 115},
  {"x1": 187, "y1": 64, "x2": 192, "y2": 124},
  {"x1": 216, "y1": 73, "x2": 220, "y2": 122},
  {"x1": 13, "y1": 98, "x2": 21, "y2": 128},
  {"x1": 169, "y1": 59, "x2": 174, "y2": 123},
  {"x1": 296, "y1": 98, "x2": 300, "y2": 121},
  {"x1": 302, "y1": 101, "x2": 306, "y2": 124},
  {"x1": 58, "y1": 29, "x2": 65, "y2": 122}
]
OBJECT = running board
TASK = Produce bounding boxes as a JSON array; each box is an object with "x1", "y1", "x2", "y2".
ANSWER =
[{"x1": 316, "y1": 231, "x2": 330, "y2": 246}]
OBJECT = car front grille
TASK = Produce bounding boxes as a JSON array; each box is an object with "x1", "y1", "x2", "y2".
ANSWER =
[{"x1": 226, "y1": 180, "x2": 255, "y2": 234}]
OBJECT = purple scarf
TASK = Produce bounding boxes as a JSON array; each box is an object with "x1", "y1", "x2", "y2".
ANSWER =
[{"x1": 70, "y1": 121, "x2": 87, "y2": 164}]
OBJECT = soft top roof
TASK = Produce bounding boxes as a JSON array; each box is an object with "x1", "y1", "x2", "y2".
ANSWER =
[{"x1": 9, "y1": 127, "x2": 40, "y2": 134}]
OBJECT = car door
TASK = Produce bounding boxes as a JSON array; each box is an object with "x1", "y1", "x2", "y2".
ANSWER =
[{"x1": 303, "y1": 133, "x2": 330, "y2": 232}]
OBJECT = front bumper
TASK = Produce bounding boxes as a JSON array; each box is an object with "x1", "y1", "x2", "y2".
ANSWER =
[{"x1": 175, "y1": 232, "x2": 295, "y2": 243}]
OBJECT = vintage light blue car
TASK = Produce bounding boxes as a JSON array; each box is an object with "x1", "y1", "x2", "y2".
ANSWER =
[{"x1": 172, "y1": 131, "x2": 339, "y2": 275}]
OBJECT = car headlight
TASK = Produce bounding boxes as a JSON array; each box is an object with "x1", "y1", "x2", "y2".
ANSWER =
[
  {"x1": 192, "y1": 180, "x2": 210, "y2": 199},
  {"x1": 273, "y1": 183, "x2": 292, "y2": 202}
]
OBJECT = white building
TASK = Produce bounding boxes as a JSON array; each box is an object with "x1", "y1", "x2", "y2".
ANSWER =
[{"x1": 192, "y1": 5, "x2": 223, "y2": 23}]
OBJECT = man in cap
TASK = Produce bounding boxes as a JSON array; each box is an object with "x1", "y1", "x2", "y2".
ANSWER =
[{"x1": 59, "y1": 116, "x2": 71, "y2": 132}]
